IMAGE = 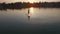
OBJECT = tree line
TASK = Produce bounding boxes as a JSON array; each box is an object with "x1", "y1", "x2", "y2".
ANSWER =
[{"x1": 0, "y1": 2, "x2": 60, "y2": 10}]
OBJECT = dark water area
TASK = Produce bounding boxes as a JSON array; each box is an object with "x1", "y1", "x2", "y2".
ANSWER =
[{"x1": 0, "y1": 8, "x2": 60, "y2": 34}]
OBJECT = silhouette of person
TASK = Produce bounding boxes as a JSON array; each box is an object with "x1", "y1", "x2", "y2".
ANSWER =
[
  {"x1": 28, "y1": 9, "x2": 30, "y2": 21},
  {"x1": 28, "y1": 8, "x2": 30, "y2": 14}
]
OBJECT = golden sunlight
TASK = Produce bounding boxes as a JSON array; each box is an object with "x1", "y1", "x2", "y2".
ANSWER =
[
  {"x1": 28, "y1": 0, "x2": 35, "y2": 3},
  {"x1": 29, "y1": 7, "x2": 34, "y2": 14}
]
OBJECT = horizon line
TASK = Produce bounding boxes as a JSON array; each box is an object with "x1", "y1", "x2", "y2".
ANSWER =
[{"x1": 0, "y1": 1, "x2": 60, "y2": 4}]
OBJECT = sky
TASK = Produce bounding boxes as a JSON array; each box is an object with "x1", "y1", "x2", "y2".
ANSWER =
[{"x1": 0, "y1": 0, "x2": 60, "y2": 3}]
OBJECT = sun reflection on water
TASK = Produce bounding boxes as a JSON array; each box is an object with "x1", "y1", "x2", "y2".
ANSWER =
[{"x1": 29, "y1": 7, "x2": 34, "y2": 14}]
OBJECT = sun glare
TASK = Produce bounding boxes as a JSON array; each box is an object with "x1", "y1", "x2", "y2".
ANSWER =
[
  {"x1": 30, "y1": 7, "x2": 34, "y2": 14},
  {"x1": 28, "y1": 0, "x2": 35, "y2": 3}
]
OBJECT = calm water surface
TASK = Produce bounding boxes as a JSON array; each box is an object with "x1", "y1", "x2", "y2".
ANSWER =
[{"x1": 0, "y1": 8, "x2": 60, "y2": 34}]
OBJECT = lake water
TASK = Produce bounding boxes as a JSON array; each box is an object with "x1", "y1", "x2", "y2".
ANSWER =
[{"x1": 0, "y1": 7, "x2": 60, "y2": 34}]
